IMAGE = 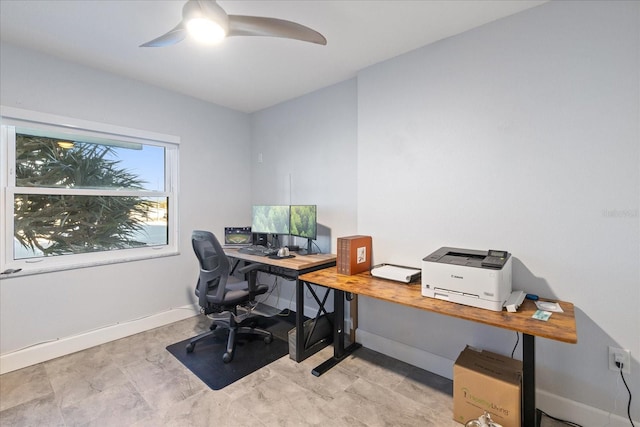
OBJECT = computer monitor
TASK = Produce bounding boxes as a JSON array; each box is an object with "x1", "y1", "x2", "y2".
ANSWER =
[
  {"x1": 290, "y1": 205, "x2": 317, "y2": 254},
  {"x1": 223, "y1": 227, "x2": 252, "y2": 246},
  {"x1": 251, "y1": 205, "x2": 290, "y2": 236}
]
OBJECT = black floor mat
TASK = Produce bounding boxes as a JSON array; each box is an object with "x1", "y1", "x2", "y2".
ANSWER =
[{"x1": 166, "y1": 311, "x2": 298, "y2": 390}]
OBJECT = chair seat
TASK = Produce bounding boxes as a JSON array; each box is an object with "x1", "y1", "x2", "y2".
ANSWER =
[{"x1": 195, "y1": 276, "x2": 269, "y2": 307}]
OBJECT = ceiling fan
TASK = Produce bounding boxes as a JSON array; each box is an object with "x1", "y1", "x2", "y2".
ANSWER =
[{"x1": 140, "y1": 0, "x2": 327, "y2": 47}]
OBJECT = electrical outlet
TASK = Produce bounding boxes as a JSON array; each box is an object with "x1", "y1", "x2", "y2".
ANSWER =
[{"x1": 608, "y1": 346, "x2": 631, "y2": 374}]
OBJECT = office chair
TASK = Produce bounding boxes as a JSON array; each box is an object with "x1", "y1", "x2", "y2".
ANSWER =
[{"x1": 187, "y1": 230, "x2": 273, "y2": 363}]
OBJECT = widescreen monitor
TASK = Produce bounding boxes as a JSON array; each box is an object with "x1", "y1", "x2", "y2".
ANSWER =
[
  {"x1": 251, "y1": 205, "x2": 290, "y2": 235},
  {"x1": 289, "y1": 205, "x2": 317, "y2": 240}
]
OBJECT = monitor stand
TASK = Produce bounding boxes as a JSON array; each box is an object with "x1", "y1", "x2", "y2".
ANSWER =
[
  {"x1": 297, "y1": 238, "x2": 317, "y2": 255},
  {"x1": 271, "y1": 234, "x2": 282, "y2": 248}
]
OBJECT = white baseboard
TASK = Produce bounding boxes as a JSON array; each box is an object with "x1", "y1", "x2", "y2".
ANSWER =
[
  {"x1": 356, "y1": 329, "x2": 636, "y2": 427},
  {"x1": 537, "y1": 389, "x2": 635, "y2": 427},
  {"x1": 0, "y1": 304, "x2": 200, "y2": 375},
  {"x1": 356, "y1": 328, "x2": 455, "y2": 380}
]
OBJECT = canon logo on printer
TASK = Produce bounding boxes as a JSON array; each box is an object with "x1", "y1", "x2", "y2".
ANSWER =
[{"x1": 451, "y1": 274, "x2": 463, "y2": 279}]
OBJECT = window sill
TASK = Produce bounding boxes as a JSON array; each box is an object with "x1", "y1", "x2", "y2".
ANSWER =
[{"x1": 0, "y1": 250, "x2": 180, "y2": 279}]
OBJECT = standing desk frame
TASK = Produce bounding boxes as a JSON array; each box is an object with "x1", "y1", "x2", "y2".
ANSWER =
[
  {"x1": 298, "y1": 267, "x2": 578, "y2": 427},
  {"x1": 225, "y1": 248, "x2": 338, "y2": 361}
]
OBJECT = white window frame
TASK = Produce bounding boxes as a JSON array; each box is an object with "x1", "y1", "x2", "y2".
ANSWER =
[{"x1": 0, "y1": 106, "x2": 180, "y2": 276}]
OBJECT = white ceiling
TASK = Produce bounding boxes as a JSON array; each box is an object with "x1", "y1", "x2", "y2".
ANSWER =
[{"x1": 0, "y1": 0, "x2": 546, "y2": 113}]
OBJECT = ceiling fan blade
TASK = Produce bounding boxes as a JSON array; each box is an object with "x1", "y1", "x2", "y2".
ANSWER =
[
  {"x1": 228, "y1": 15, "x2": 326, "y2": 45},
  {"x1": 140, "y1": 22, "x2": 187, "y2": 47},
  {"x1": 196, "y1": 0, "x2": 229, "y2": 27}
]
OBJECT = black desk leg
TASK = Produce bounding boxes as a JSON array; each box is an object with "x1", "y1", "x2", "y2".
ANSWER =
[
  {"x1": 311, "y1": 288, "x2": 361, "y2": 376},
  {"x1": 523, "y1": 333, "x2": 536, "y2": 427},
  {"x1": 295, "y1": 278, "x2": 305, "y2": 362}
]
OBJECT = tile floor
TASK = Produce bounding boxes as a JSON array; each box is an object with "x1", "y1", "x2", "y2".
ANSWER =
[{"x1": 0, "y1": 313, "x2": 459, "y2": 426}]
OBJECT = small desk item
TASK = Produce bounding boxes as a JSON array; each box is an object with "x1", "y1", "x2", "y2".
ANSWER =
[
  {"x1": 268, "y1": 254, "x2": 295, "y2": 260},
  {"x1": 237, "y1": 245, "x2": 278, "y2": 257},
  {"x1": 504, "y1": 290, "x2": 526, "y2": 312},
  {"x1": 337, "y1": 235, "x2": 372, "y2": 275},
  {"x1": 298, "y1": 267, "x2": 577, "y2": 427},
  {"x1": 370, "y1": 264, "x2": 421, "y2": 283}
]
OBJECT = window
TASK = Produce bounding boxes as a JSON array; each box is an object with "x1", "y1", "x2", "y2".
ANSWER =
[{"x1": 1, "y1": 107, "x2": 179, "y2": 275}]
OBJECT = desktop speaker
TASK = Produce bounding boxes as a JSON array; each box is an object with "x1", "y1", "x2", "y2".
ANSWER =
[{"x1": 253, "y1": 233, "x2": 268, "y2": 246}]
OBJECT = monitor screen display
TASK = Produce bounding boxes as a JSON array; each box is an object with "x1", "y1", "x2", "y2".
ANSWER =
[
  {"x1": 290, "y1": 205, "x2": 317, "y2": 240},
  {"x1": 251, "y1": 205, "x2": 290, "y2": 235},
  {"x1": 224, "y1": 227, "x2": 252, "y2": 245}
]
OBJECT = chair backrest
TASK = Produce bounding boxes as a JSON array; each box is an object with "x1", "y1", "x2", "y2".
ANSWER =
[{"x1": 192, "y1": 230, "x2": 231, "y2": 308}]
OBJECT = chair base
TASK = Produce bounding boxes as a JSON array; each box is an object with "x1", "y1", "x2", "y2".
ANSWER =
[{"x1": 186, "y1": 316, "x2": 273, "y2": 363}]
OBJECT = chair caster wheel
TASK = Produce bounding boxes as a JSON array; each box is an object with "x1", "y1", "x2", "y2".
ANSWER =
[
  {"x1": 186, "y1": 343, "x2": 195, "y2": 353},
  {"x1": 222, "y1": 352, "x2": 233, "y2": 363},
  {"x1": 264, "y1": 335, "x2": 273, "y2": 344}
]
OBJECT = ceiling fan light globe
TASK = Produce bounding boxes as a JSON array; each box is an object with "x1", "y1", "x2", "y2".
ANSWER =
[{"x1": 186, "y1": 18, "x2": 226, "y2": 44}]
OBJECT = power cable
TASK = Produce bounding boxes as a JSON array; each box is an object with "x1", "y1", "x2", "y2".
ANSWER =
[{"x1": 618, "y1": 363, "x2": 635, "y2": 427}]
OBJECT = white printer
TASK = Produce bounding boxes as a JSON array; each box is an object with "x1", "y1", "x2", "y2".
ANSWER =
[{"x1": 422, "y1": 247, "x2": 512, "y2": 312}]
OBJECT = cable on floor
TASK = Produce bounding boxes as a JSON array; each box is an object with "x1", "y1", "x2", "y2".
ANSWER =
[
  {"x1": 537, "y1": 409, "x2": 583, "y2": 427},
  {"x1": 278, "y1": 284, "x2": 296, "y2": 317},
  {"x1": 256, "y1": 273, "x2": 280, "y2": 305},
  {"x1": 619, "y1": 363, "x2": 635, "y2": 427}
]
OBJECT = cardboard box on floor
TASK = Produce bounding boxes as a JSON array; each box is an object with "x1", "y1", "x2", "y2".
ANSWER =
[{"x1": 453, "y1": 346, "x2": 522, "y2": 427}]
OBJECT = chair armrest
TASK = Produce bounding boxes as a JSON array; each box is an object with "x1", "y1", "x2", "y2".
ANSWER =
[
  {"x1": 237, "y1": 262, "x2": 263, "y2": 293},
  {"x1": 237, "y1": 262, "x2": 261, "y2": 275}
]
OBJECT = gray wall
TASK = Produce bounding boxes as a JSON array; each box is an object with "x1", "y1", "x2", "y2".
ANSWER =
[
  {"x1": 249, "y1": 78, "x2": 358, "y2": 313},
  {"x1": 356, "y1": 0, "x2": 638, "y2": 422},
  {"x1": 0, "y1": 43, "x2": 252, "y2": 355},
  {"x1": 249, "y1": 0, "x2": 639, "y2": 423}
]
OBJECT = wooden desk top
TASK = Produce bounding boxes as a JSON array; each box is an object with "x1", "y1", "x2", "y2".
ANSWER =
[
  {"x1": 225, "y1": 248, "x2": 336, "y2": 272},
  {"x1": 299, "y1": 267, "x2": 577, "y2": 344}
]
